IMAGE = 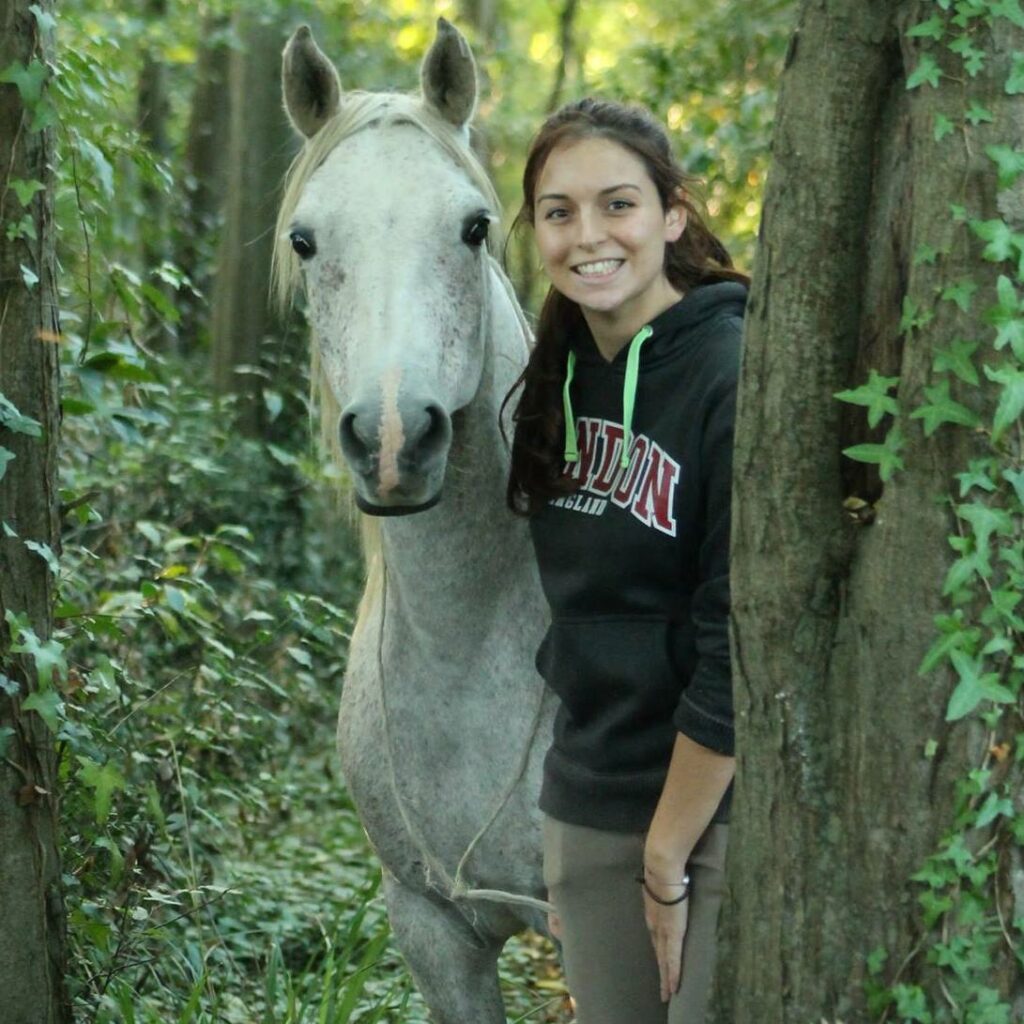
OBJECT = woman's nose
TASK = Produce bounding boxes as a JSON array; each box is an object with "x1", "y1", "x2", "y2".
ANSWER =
[{"x1": 576, "y1": 207, "x2": 606, "y2": 248}]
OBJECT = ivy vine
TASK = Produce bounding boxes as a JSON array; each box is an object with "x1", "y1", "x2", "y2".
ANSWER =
[{"x1": 837, "y1": 1, "x2": 1024, "y2": 1021}]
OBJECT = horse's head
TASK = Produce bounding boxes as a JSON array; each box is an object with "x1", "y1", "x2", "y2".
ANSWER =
[{"x1": 275, "y1": 20, "x2": 500, "y2": 515}]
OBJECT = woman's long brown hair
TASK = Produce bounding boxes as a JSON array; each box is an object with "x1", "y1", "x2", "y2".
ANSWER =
[{"x1": 504, "y1": 97, "x2": 749, "y2": 515}]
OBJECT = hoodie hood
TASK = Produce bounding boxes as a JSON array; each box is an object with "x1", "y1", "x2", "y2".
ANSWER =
[{"x1": 563, "y1": 281, "x2": 747, "y2": 465}]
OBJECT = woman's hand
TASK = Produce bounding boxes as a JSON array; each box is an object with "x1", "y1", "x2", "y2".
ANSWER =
[{"x1": 640, "y1": 864, "x2": 690, "y2": 1002}]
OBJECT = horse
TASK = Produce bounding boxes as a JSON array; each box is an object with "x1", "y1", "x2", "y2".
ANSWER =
[{"x1": 272, "y1": 19, "x2": 556, "y2": 1023}]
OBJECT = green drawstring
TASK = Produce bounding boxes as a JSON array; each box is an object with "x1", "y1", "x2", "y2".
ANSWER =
[
  {"x1": 563, "y1": 350, "x2": 579, "y2": 462},
  {"x1": 562, "y1": 324, "x2": 654, "y2": 469},
  {"x1": 620, "y1": 325, "x2": 653, "y2": 468}
]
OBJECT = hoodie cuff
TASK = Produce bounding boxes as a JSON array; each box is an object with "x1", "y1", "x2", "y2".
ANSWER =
[{"x1": 673, "y1": 693, "x2": 735, "y2": 756}]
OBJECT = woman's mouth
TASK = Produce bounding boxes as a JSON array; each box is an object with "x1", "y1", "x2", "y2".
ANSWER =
[{"x1": 572, "y1": 258, "x2": 625, "y2": 279}]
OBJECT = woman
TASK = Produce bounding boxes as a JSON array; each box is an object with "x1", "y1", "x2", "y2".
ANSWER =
[{"x1": 505, "y1": 98, "x2": 748, "y2": 1024}]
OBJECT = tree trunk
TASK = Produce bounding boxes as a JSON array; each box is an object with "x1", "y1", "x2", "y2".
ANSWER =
[
  {"x1": 0, "y1": 2, "x2": 71, "y2": 1022},
  {"x1": 718, "y1": 1, "x2": 1023, "y2": 1021},
  {"x1": 210, "y1": 11, "x2": 295, "y2": 434},
  {"x1": 178, "y1": 10, "x2": 231, "y2": 352},
  {"x1": 137, "y1": 0, "x2": 173, "y2": 349}
]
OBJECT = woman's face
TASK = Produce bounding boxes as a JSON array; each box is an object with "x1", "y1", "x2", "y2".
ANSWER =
[{"x1": 533, "y1": 136, "x2": 685, "y2": 328}]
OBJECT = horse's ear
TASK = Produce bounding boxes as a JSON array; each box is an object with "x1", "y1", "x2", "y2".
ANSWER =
[
  {"x1": 282, "y1": 26, "x2": 342, "y2": 139},
  {"x1": 420, "y1": 18, "x2": 477, "y2": 132}
]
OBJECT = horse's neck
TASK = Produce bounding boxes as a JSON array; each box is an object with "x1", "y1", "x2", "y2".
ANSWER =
[{"x1": 378, "y1": 263, "x2": 540, "y2": 651}]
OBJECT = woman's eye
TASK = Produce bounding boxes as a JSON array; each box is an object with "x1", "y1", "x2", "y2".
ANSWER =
[
  {"x1": 290, "y1": 230, "x2": 316, "y2": 260},
  {"x1": 462, "y1": 214, "x2": 491, "y2": 247},
  {"x1": 608, "y1": 199, "x2": 634, "y2": 211},
  {"x1": 543, "y1": 208, "x2": 568, "y2": 221}
]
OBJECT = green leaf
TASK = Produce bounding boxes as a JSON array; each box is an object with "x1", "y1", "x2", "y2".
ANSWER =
[
  {"x1": 913, "y1": 243, "x2": 941, "y2": 266},
  {"x1": 955, "y1": 458, "x2": 996, "y2": 496},
  {"x1": 1007, "y1": 51, "x2": 1024, "y2": 94},
  {"x1": 910, "y1": 380, "x2": 981, "y2": 435},
  {"x1": 24, "y1": 540, "x2": 59, "y2": 576},
  {"x1": 9, "y1": 178, "x2": 45, "y2": 206},
  {"x1": 934, "y1": 339, "x2": 980, "y2": 385},
  {"x1": 975, "y1": 791, "x2": 1014, "y2": 828},
  {"x1": 986, "y1": 276, "x2": 1024, "y2": 359},
  {"x1": 991, "y1": 0, "x2": 1024, "y2": 26},
  {"x1": 843, "y1": 425, "x2": 905, "y2": 480},
  {"x1": 0, "y1": 446, "x2": 14, "y2": 481},
  {"x1": 899, "y1": 296, "x2": 933, "y2": 334},
  {"x1": 28, "y1": 4, "x2": 57, "y2": 32},
  {"x1": 77, "y1": 757, "x2": 126, "y2": 825},
  {"x1": 0, "y1": 392, "x2": 42, "y2": 436},
  {"x1": 919, "y1": 628, "x2": 967, "y2": 675},
  {"x1": 20, "y1": 263, "x2": 38, "y2": 290},
  {"x1": 934, "y1": 113, "x2": 954, "y2": 141},
  {"x1": 75, "y1": 138, "x2": 114, "y2": 200},
  {"x1": 10, "y1": 625, "x2": 66, "y2": 690},
  {"x1": 971, "y1": 218, "x2": 1024, "y2": 265},
  {"x1": 957, "y1": 502, "x2": 1014, "y2": 549},
  {"x1": 834, "y1": 369, "x2": 901, "y2": 427},
  {"x1": 1003, "y1": 467, "x2": 1024, "y2": 504},
  {"x1": 965, "y1": 103, "x2": 994, "y2": 125},
  {"x1": 948, "y1": 35, "x2": 985, "y2": 76},
  {"x1": 984, "y1": 362, "x2": 1024, "y2": 441},
  {"x1": 0, "y1": 59, "x2": 48, "y2": 107},
  {"x1": 940, "y1": 278, "x2": 977, "y2": 312},
  {"x1": 907, "y1": 53, "x2": 942, "y2": 89},
  {"x1": 22, "y1": 689, "x2": 64, "y2": 733},
  {"x1": 987, "y1": 144, "x2": 1024, "y2": 189},
  {"x1": 908, "y1": 14, "x2": 945, "y2": 39},
  {"x1": 946, "y1": 649, "x2": 1015, "y2": 721},
  {"x1": 892, "y1": 983, "x2": 933, "y2": 1023}
]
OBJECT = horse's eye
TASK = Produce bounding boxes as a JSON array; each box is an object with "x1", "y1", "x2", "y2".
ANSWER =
[
  {"x1": 462, "y1": 214, "x2": 490, "y2": 248},
  {"x1": 290, "y1": 230, "x2": 316, "y2": 260}
]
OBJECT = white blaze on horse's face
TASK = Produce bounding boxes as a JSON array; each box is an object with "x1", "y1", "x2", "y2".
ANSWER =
[
  {"x1": 280, "y1": 21, "x2": 491, "y2": 515},
  {"x1": 292, "y1": 122, "x2": 491, "y2": 512}
]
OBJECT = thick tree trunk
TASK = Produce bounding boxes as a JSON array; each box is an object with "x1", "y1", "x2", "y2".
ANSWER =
[
  {"x1": 0, "y1": 2, "x2": 71, "y2": 1022},
  {"x1": 210, "y1": 11, "x2": 294, "y2": 434},
  {"x1": 718, "y1": 1, "x2": 1022, "y2": 1021},
  {"x1": 178, "y1": 11, "x2": 231, "y2": 351}
]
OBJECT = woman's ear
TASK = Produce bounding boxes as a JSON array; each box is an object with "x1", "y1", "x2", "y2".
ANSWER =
[{"x1": 664, "y1": 201, "x2": 688, "y2": 242}]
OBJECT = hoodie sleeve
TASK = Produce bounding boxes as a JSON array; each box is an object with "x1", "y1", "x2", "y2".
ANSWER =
[{"x1": 672, "y1": 325, "x2": 740, "y2": 756}]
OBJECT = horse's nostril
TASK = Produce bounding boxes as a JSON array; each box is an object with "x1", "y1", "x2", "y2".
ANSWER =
[
  {"x1": 409, "y1": 403, "x2": 452, "y2": 460},
  {"x1": 339, "y1": 409, "x2": 375, "y2": 470}
]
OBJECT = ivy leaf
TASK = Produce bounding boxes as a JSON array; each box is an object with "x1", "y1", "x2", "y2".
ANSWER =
[
  {"x1": 21, "y1": 264, "x2": 38, "y2": 290},
  {"x1": 986, "y1": 144, "x2": 1024, "y2": 188},
  {"x1": 10, "y1": 627, "x2": 66, "y2": 690},
  {"x1": 834, "y1": 369, "x2": 901, "y2": 427},
  {"x1": 955, "y1": 458, "x2": 997, "y2": 496},
  {"x1": 934, "y1": 339, "x2": 980, "y2": 385},
  {"x1": 21, "y1": 689, "x2": 64, "y2": 733},
  {"x1": 842, "y1": 425, "x2": 905, "y2": 481},
  {"x1": 983, "y1": 362, "x2": 1024, "y2": 441},
  {"x1": 0, "y1": 59, "x2": 48, "y2": 107},
  {"x1": 940, "y1": 278, "x2": 977, "y2": 312},
  {"x1": 907, "y1": 53, "x2": 942, "y2": 89},
  {"x1": 9, "y1": 178, "x2": 45, "y2": 206},
  {"x1": 975, "y1": 791, "x2": 1015, "y2": 828},
  {"x1": 910, "y1": 380, "x2": 981, "y2": 436},
  {"x1": 24, "y1": 540, "x2": 59, "y2": 576},
  {"x1": 971, "y1": 218, "x2": 1023, "y2": 265},
  {"x1": 77, "y1": 757, "x2": 126, "y2": 825},
  {"x1": 991, "y1": 0, "x2": 1024, "y2": 27},
  {"x1": 907, "y1": 15, "x2": 946, "y2": 40},
  {"x1": 1003, "y1": 467, "x2": 1024, "y2": 504},
  {"x1": 0, "y1": 392, "x2": 42, "y2": 437},
  {"x1": 899, "y1": 296, "x2": 934, "y2": 334},
  {"x1": 28, "y1": 4, "x2": 57, "y2": 32},
  {"x1": 957, "y1": 502, "x2": 1014, "y2": 549},
  {"x1": 934, "y1": 113, "x2": 955, "y2": 141},
  {"x1": 965, "y1": 103, "x2": 993, "y2": 125},
  {"x1": 986, "y1": 275, "x2": 1024, "y2": 359},
  {"x1": 946, "y1": 650, "x2": 1014, "y2": 721},
  {"x1": 913, "y1": 243, "x2": 941, "y2": 266},
  {"x1": 0, "y1": 446, "x2": 14, "y2": 481},
  {"x1": 948, "y1": 35, "x2": 985, "y2": 77},
  {"x1": 1008, "y1": 51, "x2": 1024, "y2": 94}
]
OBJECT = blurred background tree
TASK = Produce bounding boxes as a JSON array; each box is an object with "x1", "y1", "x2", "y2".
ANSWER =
[{"x1": 0, "y1": 0, "x2": 791, "y2": 1019}]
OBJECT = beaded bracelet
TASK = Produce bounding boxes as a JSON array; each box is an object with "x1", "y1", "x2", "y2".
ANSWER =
[{"x1": 635, "y1": 868, "x2": 691, "y2": 906}]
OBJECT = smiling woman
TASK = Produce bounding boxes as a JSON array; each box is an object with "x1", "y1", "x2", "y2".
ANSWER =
[{"x1": 505, "y1": 98, "x2": 750, "y2": 1024}]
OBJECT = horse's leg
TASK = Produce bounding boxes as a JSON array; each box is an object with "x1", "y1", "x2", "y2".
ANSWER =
[{"x1": 383, "y1": 872, "x2": 506, "y2": 1024}]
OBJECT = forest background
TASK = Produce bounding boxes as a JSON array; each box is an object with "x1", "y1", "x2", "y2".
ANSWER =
[{"x1": 0, "y1": 0, "x2": 791, "y2": 1021}]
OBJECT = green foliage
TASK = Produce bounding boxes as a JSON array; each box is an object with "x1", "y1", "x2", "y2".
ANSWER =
[{"x1": 839, "y1": 2, "x2": 1024, "y2": 1019}]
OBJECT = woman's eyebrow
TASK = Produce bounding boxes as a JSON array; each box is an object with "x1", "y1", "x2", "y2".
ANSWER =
[{"x1": 537, "y1": 183, "x2": 642, "y2": 203}]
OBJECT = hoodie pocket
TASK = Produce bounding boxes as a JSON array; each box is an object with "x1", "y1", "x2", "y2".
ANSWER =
[{"x1": 537, "y1": 616, "x2": 682, "y2": 774}]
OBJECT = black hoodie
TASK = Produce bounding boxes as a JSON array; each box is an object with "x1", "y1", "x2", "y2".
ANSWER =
[{"x1": 529, "y1": 281, "x2": 745, "y2": 832}]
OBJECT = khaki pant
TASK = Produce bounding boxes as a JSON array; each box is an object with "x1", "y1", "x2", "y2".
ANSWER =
[{"x1": 543, "y1": 817, "x2": 728, "y2": 1024}]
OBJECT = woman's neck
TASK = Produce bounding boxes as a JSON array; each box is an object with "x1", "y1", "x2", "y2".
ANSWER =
[{"x1": 583, "y1": 281, "x2": 684, "y2": 362}]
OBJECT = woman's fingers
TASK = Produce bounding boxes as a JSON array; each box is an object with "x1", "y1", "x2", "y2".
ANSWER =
[{"x1": 643, "y1": 893, "x2": 689, "y2": 1003}]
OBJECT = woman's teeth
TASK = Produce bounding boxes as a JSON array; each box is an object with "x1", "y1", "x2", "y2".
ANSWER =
[{"x1": 574, "y1": 259, "x2": 623, "y2": 277}]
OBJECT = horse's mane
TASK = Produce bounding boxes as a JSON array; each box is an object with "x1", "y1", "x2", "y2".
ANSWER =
[{"x1": 270, "y1": 91, "x2": 521, "y2": 636}]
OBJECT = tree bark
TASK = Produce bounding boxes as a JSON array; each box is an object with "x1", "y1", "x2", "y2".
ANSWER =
[
  {"x1": 0, "y1": 2, "x2": 71, "y2": 1022},
  {"x1": 717, "y1": 1, "x2": 1022, "y2": 1021},
  {"x1": 210, "y1": 11, "x2": 295, "y2": 434},
  {"x1": 178, "y1": 10, "x2": 231, "y2": 352}
]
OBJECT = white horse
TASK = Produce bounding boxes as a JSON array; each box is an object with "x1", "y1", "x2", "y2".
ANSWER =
[{"x1": 273, "y1": 20, "x2": 555, "y2": 1023}]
